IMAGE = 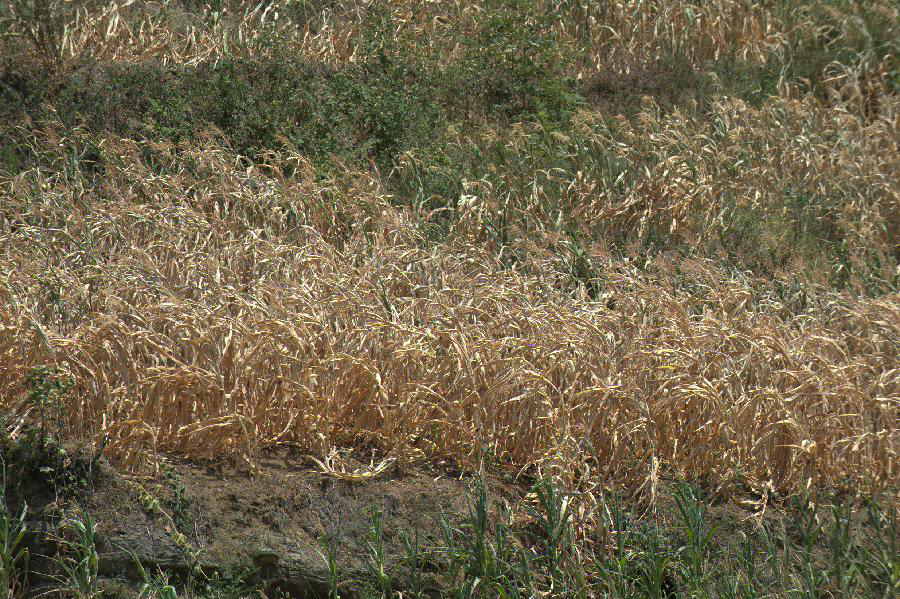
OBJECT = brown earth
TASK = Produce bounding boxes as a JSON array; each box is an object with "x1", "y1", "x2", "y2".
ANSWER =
[{"x1": 15, "y1": 446, "x2": 527, "y2": 598}]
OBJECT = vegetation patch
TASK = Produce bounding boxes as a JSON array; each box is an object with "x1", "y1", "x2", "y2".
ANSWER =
[{"x1": 0, "y1": 0, "x2": 897, "y2": 597}]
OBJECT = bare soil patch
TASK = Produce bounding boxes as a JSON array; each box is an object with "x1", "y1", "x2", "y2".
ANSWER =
[{"x1": 16, "y1": 448, "x2": 525, "y2": 598}]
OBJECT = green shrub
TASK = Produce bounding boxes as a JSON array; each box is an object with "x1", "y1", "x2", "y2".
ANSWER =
[
  {"x1": 440, "y1": 0, "x2": 582, "y2": 123},
  {"x1": 50, "y1": 49, "x2": 441, "y2": 174}
]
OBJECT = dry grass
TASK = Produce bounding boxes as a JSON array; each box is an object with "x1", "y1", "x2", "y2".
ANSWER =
[
  {"x1": 1, "y1": 131, "x2": 895, "y2": 493},
  {"x1": 0, "y1": 0, "x2": 897, "y2": 539}
]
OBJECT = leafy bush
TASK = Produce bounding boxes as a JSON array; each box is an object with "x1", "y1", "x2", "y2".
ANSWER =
[
  {"x1": 50, "y1": 49, "x2": 441, "y2": 174},
  {"x1": 439, "y1": 0, "x2": 582, "y2": 123}
]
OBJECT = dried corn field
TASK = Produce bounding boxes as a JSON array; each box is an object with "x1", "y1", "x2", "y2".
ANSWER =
[{"x1": 1, "y1": 0, "x2": 898, "y2": 515}]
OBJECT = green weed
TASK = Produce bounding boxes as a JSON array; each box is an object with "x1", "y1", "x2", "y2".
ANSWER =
[
  {"x1": 50, "y1": 510, "x2": 100, "y2": 599},
  {"x1": 0, "y1": 460, "x2": 29, "y2": 599},
  {"x1": 24, "y1": 365, "x2": 73, "y2": 447}
]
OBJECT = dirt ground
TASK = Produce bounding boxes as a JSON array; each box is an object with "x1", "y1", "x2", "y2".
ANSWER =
[{"x1": 13, "y1": 444, "x2": 527, "y2": 598}]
